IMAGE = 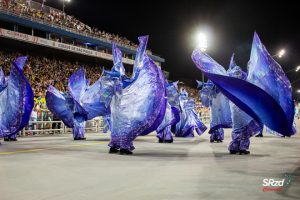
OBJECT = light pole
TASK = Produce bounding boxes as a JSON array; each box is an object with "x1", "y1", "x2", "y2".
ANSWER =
[
  {"x1": 285, "y1": 66, "x2": 300, "y2": 74},
  {"x1": 284, "y1": 66, "x2": 300, "y2": 87},
  {"x1": 62, "y1": 0, "x2": 71, "y2": 13}
]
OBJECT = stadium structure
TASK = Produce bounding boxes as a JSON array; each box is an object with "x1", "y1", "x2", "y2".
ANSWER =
[{"x1": 0, "y1": 0, "x2": 166, "y2": 73}]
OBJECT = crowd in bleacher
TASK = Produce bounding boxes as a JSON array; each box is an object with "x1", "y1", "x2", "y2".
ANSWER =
[
  {"x1": 0, "y1": 50, "x2": 104, "y2": 95},
  {"x1": 0, "y1": 0, "x2": 152, "y2": 52}
]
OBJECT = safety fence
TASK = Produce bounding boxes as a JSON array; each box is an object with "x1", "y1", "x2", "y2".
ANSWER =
[
  {"x1": 18, "y1": 110, "x2": 210, "y2": 137},
  {"x1": 200, "y1": 112, "x2": 210, "y2": 124},
  {"x1": 20, "y1": 116, "x2": 105, "y2": 136}
]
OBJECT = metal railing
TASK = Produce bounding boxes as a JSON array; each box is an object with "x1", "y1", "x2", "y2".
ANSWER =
[
  {"x1": 18, "y1": 113, "x2": 210, "y2": 136},
  {"x1": 200, "y1": 112, "x2": 210, "y2": 124},
  {"x1": 21, "y1": 117, "x2": 105, "y2": 136},
  {"x1": 11, "y1": 102, "x2": 211, "y2": 137}
]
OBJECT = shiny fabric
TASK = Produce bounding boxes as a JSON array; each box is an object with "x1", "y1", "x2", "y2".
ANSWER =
[
  {"x1": 166, "y1": 81, "x2": 180, "y2": 108},
  {"x1": 109, "y1": 55, "x2": 166, "y2": 150},
  {"x1": 227, "y1": 56, "x2": 261, "y2": 150},
  {"x1": 155, "y1": 82, "x2": 180, "y2": 142},
  {"x1": 46, "y1": 86, "x2": 75, "y2": 128},
  {"x1": 202, "y1": 52, "x2": 260, "y2": 151},
  {"x1": 112, "y1": 43, "x2": 126, "y2": 77},
  {"x1": 196, "y1": 51, "x2": 261, "y2": 150},
  {"x1": 199, "y1": 80, "x2": 232, "y2": 141},
  {"x1": 191, "y1": 33, "x2": 294, "y2": 136},
  {"x1": 156, "y1": 81, "x2": 181, "y2": 142},
  {"x1": 157, "y1": 126, "x2": 174, "y2": 142},
  {"x1": 210, "y1": 128, "x2": 224, "y2": 142},
  {"x1": 247, "y1": 33, "x2": 296, "y2": 135},
  {"x1": 122, "y1": 36, "x2": 148, "y2": 87},
  {"x1": 102, "y1": 116, "x2": 111, "y2": 133},
  {"x1": 0, "y1": 68, "x2": 7, "y2": 92},
  {"x1": 227, "y1": 57, "x2": 261, "y2": 151},
  {"x1": 265, "y1": 122, "x2": 297, "y2": 137},
  {"x1": 72, "y1": 121, "x2": 86, "y2": 139},
  {"x1": 46, "y1": 68, "x2": 113, "y2": 139},
  {"x1": 109, "y1": 36, "x2": 167, "y2": 151},
  {"x1": 228, "y1": 102, "x2": 261, "y2": 151},
  {"x1": 0, "y1": 57, "x2": 34, "y2": 139},
  {"x1": 175, "y1": 89, "x2": 207, "y2": 137},
  {"x1": 131, "y1": 36, "x2": 148, "y2": 81},
  {"x1": 156, "y1": 103, "x2": 180, "y2": 143}
]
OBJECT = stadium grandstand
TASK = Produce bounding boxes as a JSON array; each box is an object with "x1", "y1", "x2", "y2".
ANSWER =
[
  {"x1": 0, "y1": 0, "x2": 209, "y2": 136},
  {"x1": 0, "y1": 0, "x2": 164, "y2": 61},
  {"x1": 0, "y1": 0, "x2": 168, "y2": 90}
]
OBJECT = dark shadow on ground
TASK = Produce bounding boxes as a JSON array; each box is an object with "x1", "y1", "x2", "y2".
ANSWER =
[
  {"x1": 213, "y1": 152, "x2": 270, "y2": 158},
  {"x1": 86, "y1": 138, "x2": 110, "y2": 142},
  {"x1": 133, "y1": 151, "x2": 189, "y2": 158}
]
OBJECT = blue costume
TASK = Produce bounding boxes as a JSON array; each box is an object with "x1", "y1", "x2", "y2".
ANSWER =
[
  {"x1": 46, "y1": 40, "x2": 128, "y2": 140},
  {"x1": 166, "y1": 81, "x2": 180, "y2": 109},
  {"x1": 192, "y1": 32, "x2": 295, "y2": 154},
  {"x1": 109, "y1": 36, "x2": 168, "y2": 154},
  {"x1": 0, "y1": 57, "x2": 34, "y2": 143},
  {"x1": 46, "y1": 67, "x2": 114, "y2": 140},
  {"x1": 46, "y1": 36, "x2": 168, "y2": 154},
  {"x1": 102, "y1": 115, "x2": 111, "y2": 134},
  {"x1": 247, "y1": 33, "x2": 296, "y2": 136},
  {"x1": 227, "y1": 54, "x2": 261, "y2": 153},
  {"x1": 175, "y1": 89, "x2": 207, "y2": 137},
  {"x1": 198, "y1": 80, "x2": 232, "y2": 143},
  {"x1": 156, "y1": 82, "x2": 180, "y2": 143}
]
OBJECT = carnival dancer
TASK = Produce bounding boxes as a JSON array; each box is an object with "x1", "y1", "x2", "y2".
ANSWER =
[
  {"x1": 198, "y1": 80, "x2": 232, "y2": 143},
  {"x1": 108, "y1": 36, "x2": 167, "y2": 154},
  {"x1": 0, "y1": 57, "x2": 34, "y2": 143},
  {"x1": 156, "y1": 82, "x2": 180, "y2": 143},
  {"x1": 46, "y1": 67, "x2": 115, "y2": 140},
  {"x1": 174, "y1": 88, "x2": 207, "y2": 138},
  {"x1": 192, "y1": 32, "x2": 295, "y2": 154}
]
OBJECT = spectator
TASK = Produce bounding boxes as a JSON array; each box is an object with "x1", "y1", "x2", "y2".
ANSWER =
[
  {"x1": 52, "y1": 113, "x2": 61, "y2": 134},
  {"x1": 28, "y1": 103, "x2": 38, "y2": 135}
]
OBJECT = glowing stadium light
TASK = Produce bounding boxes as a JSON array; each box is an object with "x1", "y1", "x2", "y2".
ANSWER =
[
  {"x1": 272, "y1": 49, "x2": 286, "y2": 59},
  {"x1": 278, "y1": 49, "x2": 285, "y2": 58},
  {"x1": 297, "y1": 90, "x2": 300, "y2": 93},
  {"x1": 296, "y1": 66, "x2": 300, "y2": 72},
  {"x1": 196, "y1": 32, "x2": 208, "y2": 52}
]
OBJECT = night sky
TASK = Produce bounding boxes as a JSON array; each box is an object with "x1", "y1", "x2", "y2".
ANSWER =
[{"x1": 45, "y1": 0, "x2": 299, "y2": 95}]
